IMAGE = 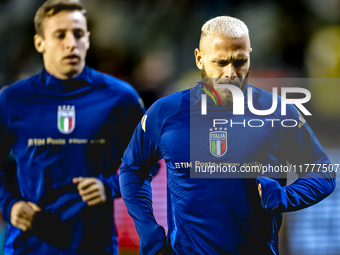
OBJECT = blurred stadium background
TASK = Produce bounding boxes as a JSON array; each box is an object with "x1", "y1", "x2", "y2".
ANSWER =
[{"x1": 0, "y1": 0, "x2": 340, "y2": 254}]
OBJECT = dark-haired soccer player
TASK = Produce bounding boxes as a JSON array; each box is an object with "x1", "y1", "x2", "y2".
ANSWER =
[
  {"x1": 120, "y1": 16, "x2": 335, "y2": 254},
  {"x1": 0, "y1": 0, "x2": 144, "y2": 254}
]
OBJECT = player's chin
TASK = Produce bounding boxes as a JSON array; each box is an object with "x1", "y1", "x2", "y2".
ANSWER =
[
  {"x1": 66, "y1": 61, "x2": 81, "y2": 69},
  {"x1": 64, "y1": 65, "x2": 82, "y2": 76}
]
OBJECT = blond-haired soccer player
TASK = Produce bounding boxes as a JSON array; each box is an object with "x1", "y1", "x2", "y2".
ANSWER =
[{"x1": 120, "y1": 16, "x2": 335, "y2": 255}]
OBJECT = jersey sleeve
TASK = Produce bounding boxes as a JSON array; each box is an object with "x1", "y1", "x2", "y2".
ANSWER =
[
  {"x1": 98, "y1": 88, "x2": 145, "y2": 199},
  {"x1": 119, "y1": 100, "x2": 167, "y2": 255},
  {"x1": 257, "y1": 104, "x2": 336, "y2": 212},
  {"x1": 0, "y1": 91, "x2": 24, "y2": 223}
]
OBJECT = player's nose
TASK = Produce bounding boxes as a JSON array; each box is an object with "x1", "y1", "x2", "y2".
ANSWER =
[
  {"x1": 223, "y1": 64, "x2": 237, "y2": 79},
  {"x1": 64, "y1": 32, "x2": 76, "y2": 50}
]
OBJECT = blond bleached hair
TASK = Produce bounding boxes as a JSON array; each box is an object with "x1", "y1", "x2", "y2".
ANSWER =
[{"x1": 200, "y1": 16, "x2": 249, "y2": 49}]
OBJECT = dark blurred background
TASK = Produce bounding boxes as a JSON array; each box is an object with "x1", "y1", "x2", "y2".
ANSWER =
[{"x1": 0, "y1": 0, "x2": 340, "y2": 254}]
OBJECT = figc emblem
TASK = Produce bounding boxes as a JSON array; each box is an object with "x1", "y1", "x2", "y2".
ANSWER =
[
  {"x1": 58, "y1": 105, "x2": 75, "y2": 134},
  {"x1": 209, "y1": 130, "x2": 227, "y2": 157}
]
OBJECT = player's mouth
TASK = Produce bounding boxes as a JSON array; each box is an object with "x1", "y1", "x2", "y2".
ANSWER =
[
  {"x1": 63, "y1": 54, "x2": 80, "y2": 64},
  {"x1": 216, "y1": 78, "x2": 243, "y2": 87}
]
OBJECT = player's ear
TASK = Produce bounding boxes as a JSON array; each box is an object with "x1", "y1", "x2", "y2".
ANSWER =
[
  {"x1": 34, "y1": 34, "x2": 45, "y2": 53},
  {"x1": 195, "y1": 48, "x2": 204, "y2": 70}
]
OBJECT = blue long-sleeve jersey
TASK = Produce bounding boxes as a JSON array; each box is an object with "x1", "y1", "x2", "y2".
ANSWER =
[
  {"x1": 120, "y1": 83, "x2": 336, "y2": 255},
  {"x1": 0, "y1": 66, "x2": 144, "y2": 255}
]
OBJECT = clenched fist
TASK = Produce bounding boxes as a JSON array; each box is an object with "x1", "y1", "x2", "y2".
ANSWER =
[
  {"x1": 73, "y1": 177, "x2": 106, "y2": 206},
  {"x1": 10, "y1": 201, "x2": 41, "y2": 231}
]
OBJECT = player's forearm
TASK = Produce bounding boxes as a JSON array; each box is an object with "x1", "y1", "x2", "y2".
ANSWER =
[
  {"x1": 124, "y1": 200, "x2": 167, "y2": 255},
  {"x1": 257, "y1": 171, "x2": 335, "y2": 212},
  {"x1": 120, "y1": 167, "x2": 167, "y2": 254},
  {"x1": 0, "y1": 170, "x2": 24, "y2": 222},
  {"x1": 98, "y1": 173, "x2": 121, "y2": 199}
]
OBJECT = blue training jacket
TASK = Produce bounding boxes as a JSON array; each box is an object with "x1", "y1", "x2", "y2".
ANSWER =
[
  {"x1": 0, "y1": 66, "x2": 144, "y2": 255},
  {"x1": 120, "y1": 83, "x2": 336, "y2": 255}
]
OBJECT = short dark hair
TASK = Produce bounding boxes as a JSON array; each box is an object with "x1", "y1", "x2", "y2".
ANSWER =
[{"x1": 34, "y1": 0, "x2": 86, "y2": 36}]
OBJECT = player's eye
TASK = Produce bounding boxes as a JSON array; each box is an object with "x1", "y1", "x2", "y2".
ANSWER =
[
  {"x1": 234, "y1": 59, "x2": 247, "y2": 67},
  {"x1": 218, "y1": 61, "x2": 229, "y2": 66},
  {"x1": 74, "y1": 30, "x2": 84, "y2": 39},
  {"x1": 55, "y1": 32, "x2": 65, "y2": 39}
]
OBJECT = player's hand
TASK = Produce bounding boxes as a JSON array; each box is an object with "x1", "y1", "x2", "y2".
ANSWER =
[
  {"x1": 73, "y1": 177, "x2": 106, "y2": 206},
  {"x1": 10, "y1": 201, "x2": 41, "y2": 231},
  {"x1": 258, "y1": 183, "x2": 262, "y2": 198}
]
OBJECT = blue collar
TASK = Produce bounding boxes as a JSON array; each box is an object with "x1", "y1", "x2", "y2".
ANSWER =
[{"x1": 39, "y1": 65, "x2": 93, "y2": 87}]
